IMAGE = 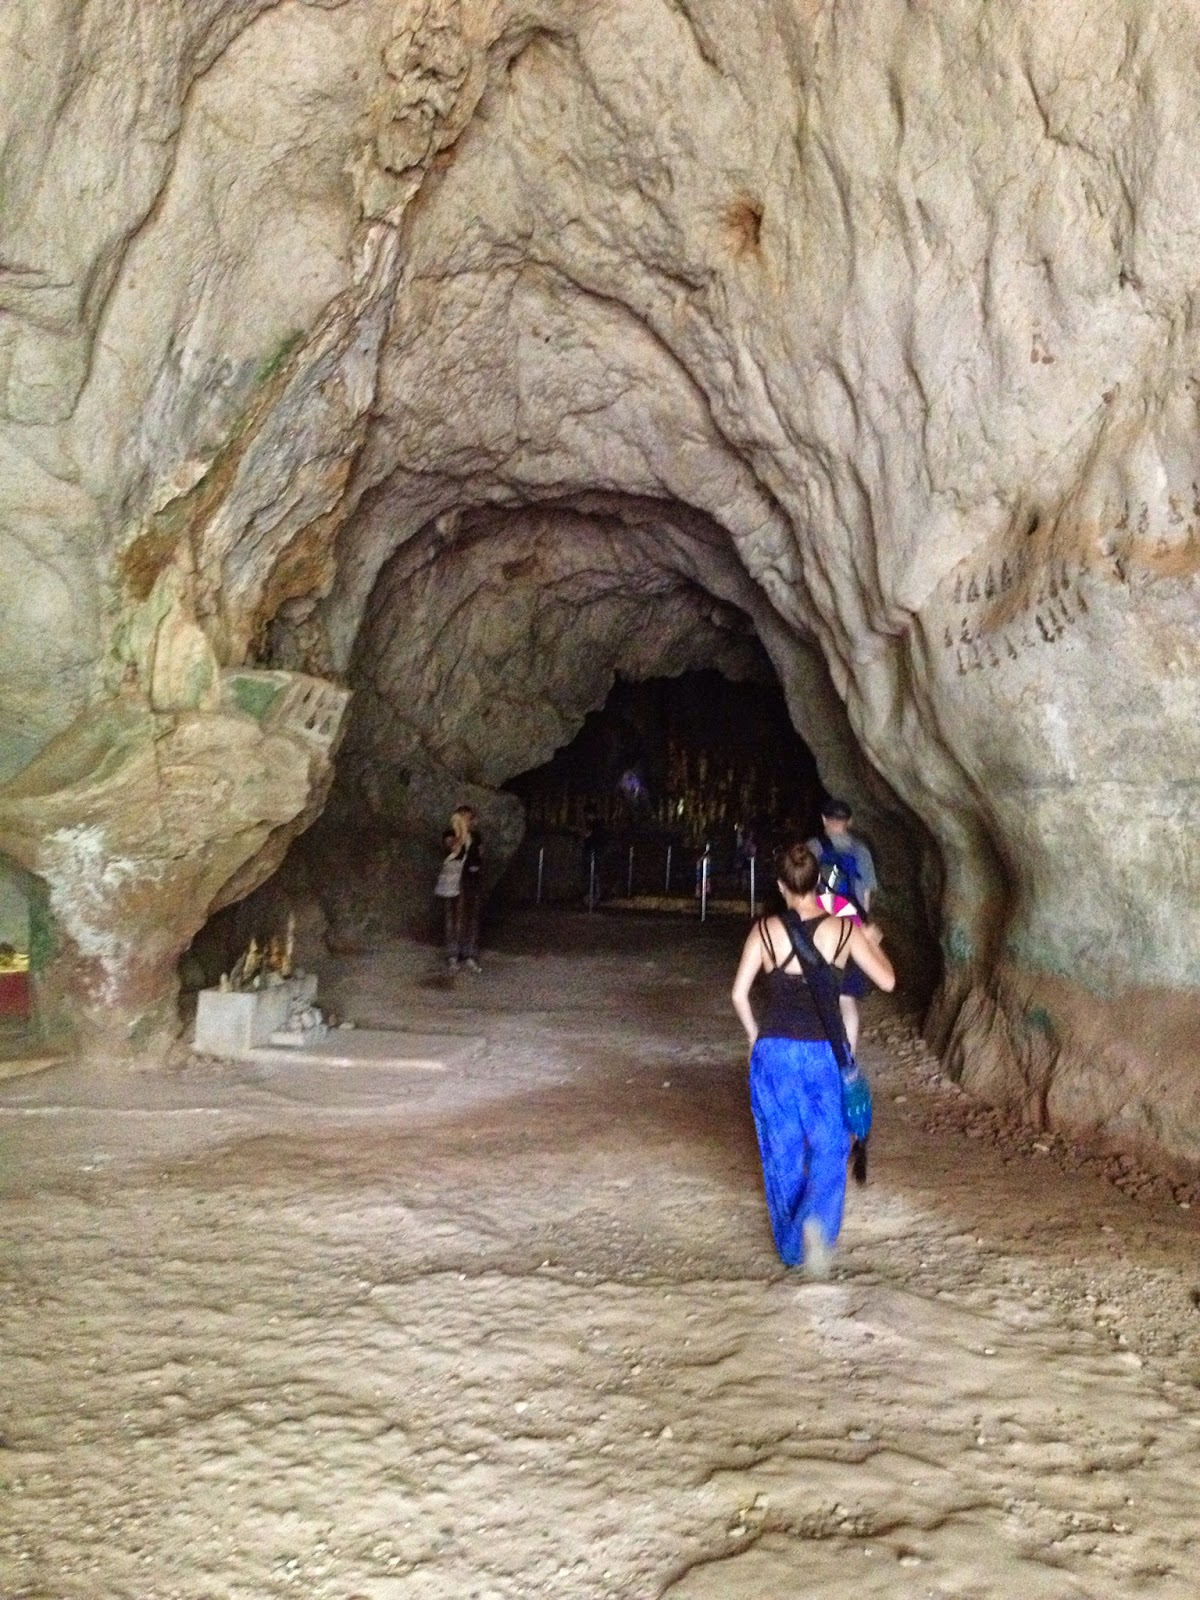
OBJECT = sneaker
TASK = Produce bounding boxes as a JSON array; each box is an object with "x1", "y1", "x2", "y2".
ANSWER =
[
  {"x1": 801, "y1": 1217, "x2": 831, "y2": 1280},
  {"x1": 464, "y1": 958, "x2": 482, "y2": 973},
  {"x1": 446, "y1": 956, "x2": 459, "y2": 971}
]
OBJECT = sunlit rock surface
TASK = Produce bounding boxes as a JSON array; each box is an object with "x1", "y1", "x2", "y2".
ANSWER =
[
  {"x1": 0, "y1": 0, "x2": 1197, "y2": 1156},
  {"x1": 0, "y1": 669, "x2": 347, "y2": 1055}
]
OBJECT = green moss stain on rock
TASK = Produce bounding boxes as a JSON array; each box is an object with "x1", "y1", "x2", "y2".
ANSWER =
[
  {"x1": 255, "y1": 330, "x2": 304, "y2": 386},
  {"x1": 1025, "y1": 1003, "x2": 1056, "y2": 1039},
  {"x1": 27, "y1": 878, "x2": 55, "y2": 974},
  {"x1": 111, "y1": 572, "x2": 176, "y2": 678},
  {"x1": 230, "y1": 675, "x2": 283, "y2": 722},
  {"x1": 181, "y1": 650, "x2": 217, "y2": 710}
]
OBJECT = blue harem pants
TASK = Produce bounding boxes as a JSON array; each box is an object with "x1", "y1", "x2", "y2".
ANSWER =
[{"x1": 749, "y1": 1035, "x2": 851, "y2": 1267}]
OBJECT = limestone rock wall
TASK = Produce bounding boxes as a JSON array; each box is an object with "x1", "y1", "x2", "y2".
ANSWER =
[
  {"x1": 0, "y1": 0, "x2": 1196, "y2": 1160},
  {"x1": 0, "y1": 669, "x2": 347, "y2": 1054},
  {"x1": 344, "y1": 504, "x2": 772, "y2": 790}
]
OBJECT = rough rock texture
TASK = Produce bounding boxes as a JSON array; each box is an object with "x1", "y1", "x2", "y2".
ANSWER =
[
  {"x1": 345, "y1": 505, "x2": 771, "y2": 790},
  {"x1": 0, "y1": 1, "x2": 1197, "y2": 1157},
  {"x1": 0, "y1": 667, "x2": 347, "y2": 1055}
]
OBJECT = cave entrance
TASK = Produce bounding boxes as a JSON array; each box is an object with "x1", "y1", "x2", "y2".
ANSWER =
[
  {"x1": 497, "y1": 669, "x2": 823, "y2": 912},
  {"x1": 181, "y1": 496, "x2": 940, "y2": 1025}
]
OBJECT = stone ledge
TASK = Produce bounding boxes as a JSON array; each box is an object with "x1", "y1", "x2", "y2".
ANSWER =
[{"x1": 218, "y1": 1029, "x2": 482, "y2": 1072}]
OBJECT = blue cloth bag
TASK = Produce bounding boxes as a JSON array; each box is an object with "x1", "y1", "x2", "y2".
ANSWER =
[{"x1": 839, "y1": 1058, "x2": 873, "y2": 1142}]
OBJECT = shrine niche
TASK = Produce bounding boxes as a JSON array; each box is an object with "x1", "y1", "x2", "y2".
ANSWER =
[{"x1": 507, "y1": 672, "x2": 819, "y2": 849}]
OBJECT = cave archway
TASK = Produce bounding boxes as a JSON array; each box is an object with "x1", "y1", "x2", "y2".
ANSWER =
[{"x1": 192, "y1": 494, "x2": 940, "y2": 1007}]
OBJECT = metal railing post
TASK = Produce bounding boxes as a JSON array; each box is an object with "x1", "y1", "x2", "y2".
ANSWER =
[
  {"x1": 749, "y1": 855, "x2": 756, "y2": 919},
  {"x1": 536, "y1": 845, "x2": 545, "y2": 905},
  {"x1": 627, "y1": 844, "x2": 635, "y2": 897},
  {"x1": 588, "y1": 851, "x2": 597, "y2": 912},
  {"x1": 664, "y1": 843, "x2": 672, "y2": 893},
  {"x1": 700, "y1": 846, "x2": 710, "y2": 923}
]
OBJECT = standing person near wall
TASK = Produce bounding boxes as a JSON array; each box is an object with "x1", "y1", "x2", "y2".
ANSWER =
[
  {"x1": 434, "y1": 827, "x2": 464, "y2": 964},
  {"x1": 731, "y1": 842, "x2": 895, "y2": 1275},
  {"x1": 807, "y1": 797, "x2": 879, "y2": 1054},
  {"x1": 441, "y1": 806, "x2": 485, "y2": 972}
]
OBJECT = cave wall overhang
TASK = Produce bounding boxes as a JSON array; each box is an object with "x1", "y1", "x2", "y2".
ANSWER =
[{"x1": 0, "y1": 0, "x2": 1196, "y2": 1161}]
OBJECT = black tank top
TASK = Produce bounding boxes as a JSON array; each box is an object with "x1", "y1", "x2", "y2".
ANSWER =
[{"x1": 757, "y1": 914, "x2": 849, "y2": 1042}]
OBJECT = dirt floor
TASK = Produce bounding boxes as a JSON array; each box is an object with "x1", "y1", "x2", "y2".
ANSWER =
[{"x1": 2, "y1": 908, "x2": 1200, "y2": 1599}]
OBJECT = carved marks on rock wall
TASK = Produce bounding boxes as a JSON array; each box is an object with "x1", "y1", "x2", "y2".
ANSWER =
[
  {"x1": 938, "y1": 492, "x2": 1200, "y2": 680},
  {"x1": 942, "y1": 545, "x2": 1091, "y2": 677}
]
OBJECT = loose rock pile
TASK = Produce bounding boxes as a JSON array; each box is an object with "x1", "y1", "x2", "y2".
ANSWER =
[{"x1": 865, "y1": 1014, "x2": 1200, "y2": 1212}]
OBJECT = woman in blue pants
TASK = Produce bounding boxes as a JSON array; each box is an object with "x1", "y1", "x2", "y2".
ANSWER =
[{"x1": 731, "y1": 842, "x2": 895, "y2": 1273}]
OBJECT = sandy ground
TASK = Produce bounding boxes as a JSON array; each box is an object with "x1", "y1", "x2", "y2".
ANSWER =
[{"x1": 2, "y1": 908, "x2": 1200, "y2": 1600}]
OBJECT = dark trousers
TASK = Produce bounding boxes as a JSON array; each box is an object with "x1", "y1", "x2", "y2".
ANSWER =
[{"x1": 443, "y1": 881, "x2": 482, "y2": 960}]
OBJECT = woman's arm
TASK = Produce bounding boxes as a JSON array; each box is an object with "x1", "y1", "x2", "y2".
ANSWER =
[
  {"x1": 731, "y1": 924, "x2": 767, "y2": 1048},
  {"x1": 847, "y1": 920, "x2": 896, "y2": 992}
]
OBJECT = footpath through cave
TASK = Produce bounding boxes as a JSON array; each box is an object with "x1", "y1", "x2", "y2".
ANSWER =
[{"x1": 2, "y1": 905, "x2": 1200, "y2": 1599}]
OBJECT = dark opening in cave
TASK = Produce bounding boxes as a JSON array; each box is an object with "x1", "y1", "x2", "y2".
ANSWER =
[{"x1": 497, "y1": 670, "x2": 824, "y2": 907}]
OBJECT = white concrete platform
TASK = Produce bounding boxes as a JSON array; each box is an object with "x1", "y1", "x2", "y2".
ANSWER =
[
  {"x1": 194, "y1": 974, "x2": 319, "y2": 1055},
  {"x1": 217, "y1": 1027, "x2": 484, "y2": 1072}
]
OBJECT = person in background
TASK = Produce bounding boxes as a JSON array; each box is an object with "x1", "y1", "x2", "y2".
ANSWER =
[
  {"x1": 807, "y1": 797, "x2": 879, "y2": 1053},
  {"x1": 731, "y1": 842, "x2": 895, "y2": 1274},
  {"x1": 433, "y1": 827, "x2": 463, "y2": 961},
  {"x1": 443, "y1": 805, "x2": 484, "y2": 972}
]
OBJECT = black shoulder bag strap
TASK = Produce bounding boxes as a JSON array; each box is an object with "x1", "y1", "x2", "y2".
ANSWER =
[{"x1": 781, "y1": 911, "x2": 854, "y2": 1076}]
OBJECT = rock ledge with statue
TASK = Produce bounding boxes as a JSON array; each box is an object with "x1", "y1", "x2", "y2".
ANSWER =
[{"x1": 194, "y1": 917, "x2": 333, "y2": 1056}]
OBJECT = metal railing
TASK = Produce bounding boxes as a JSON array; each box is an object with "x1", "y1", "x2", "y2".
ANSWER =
[{"x1": 526, "y1": 838, "x2": 766, "y2": 920}]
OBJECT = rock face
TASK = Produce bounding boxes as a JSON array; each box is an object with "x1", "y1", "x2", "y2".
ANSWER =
[
  {"x1": 0, "y1": 668, "x2": 347, "y2": 1056},
  {"x1": 345, "y1": 505, "x2": 769, "y2": 792},
  {"x1": 0, "y1": 1, "x2": 1197, "y2": 1161}
]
